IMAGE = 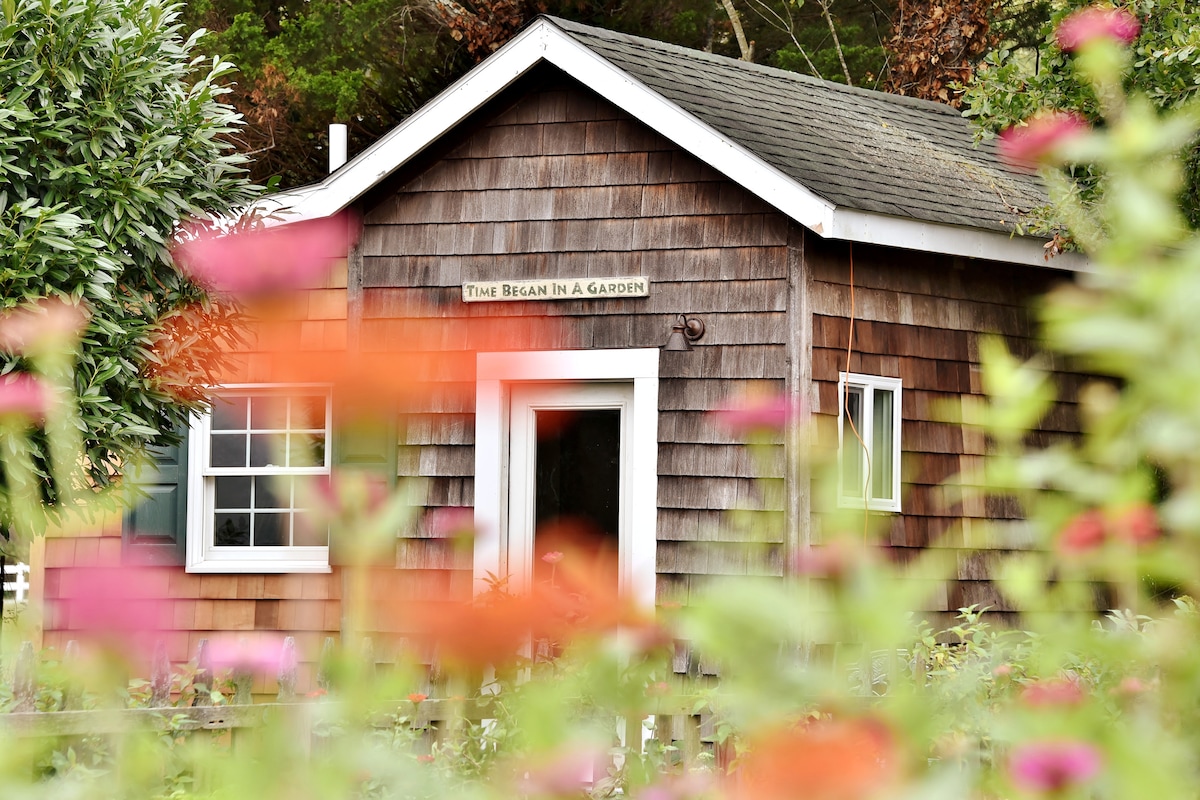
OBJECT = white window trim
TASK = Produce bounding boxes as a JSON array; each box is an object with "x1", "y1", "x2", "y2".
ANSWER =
[
  {"x1": 474, "y1": 349, "x2": 659, "y2": 610},
  {"x1": 186, "y1": 384, "x2": 333, "y2": 574},
  {"x1": 837, "y1": 372, "x2": 902, "y2": 513}
]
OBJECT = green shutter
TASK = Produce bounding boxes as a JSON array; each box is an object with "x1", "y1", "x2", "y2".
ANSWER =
[
  {"x1": 329, "y1": 408, "x2": 397, "y2": 565},
  {"x1": 332, "y1": 408, "x2": 398, "y2": 478},
  {"x1": 122, "y1": 430, "x2": 189, "y2": 565}
]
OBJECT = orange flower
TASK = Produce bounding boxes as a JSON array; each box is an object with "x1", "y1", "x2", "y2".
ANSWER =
[
  {"x1": 402, "y1": 544, "x2": 663, "y2": 672},
  {"x1": 407, "y1": 693, "x2": 428, "y2": 704},
  {"x1": 736, "y1": 717, "x2": 900, "y2": 800}
]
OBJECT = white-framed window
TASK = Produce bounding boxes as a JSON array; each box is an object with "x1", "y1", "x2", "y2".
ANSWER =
[
  {"x1": 474, "y1": 349, "x2": 659, "y2": 609},
  {"x1": 838, "y1": 372, "x2": 902, "y2": 513},
  {"x1": 186, "y1": 384, "x2": 332, "y2": 573}
]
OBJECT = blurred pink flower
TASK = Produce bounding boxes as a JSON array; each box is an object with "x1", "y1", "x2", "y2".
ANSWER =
[
  {"x1": 310, "y1": 470, "x2": 390, "y2": 523},
  {"x1": 1009, "y1": 740, "x2": 1102, "y2": 793},
  {"x1": 1021, "y1": 676, "x2": 1087, "y2": 707},
  {"x1": 0, "y1": 298, "x2": 88, "y2": 354},
  {"x1": 998, "y1": 112, "x2": 1089, "y2": 168},
  {"x1": 0, "y1": 373, "x2": 49, "y2": 419},
  {"x1": 205, "y1": 634, "x2": 286, "y2": 675},
  {"x1": 515, "y1": 744, "x2": 604, "y2": 797},
  {"x1": 792, "y1": 542, "x2": 858, "y2": 580},
  {"x1": 1056, "y1": 509, "x2": 1107, "y2": 554},
  {"x1": 58, "y1": 566, "x2": 167, "y2": 661},
  {"x1": 172, "y1": 212, "x2": 358, "y2": 296},
  {"x1": 1056, "y1": 6, "x2": 1140, "y2": 52},
  {"x1": 408, "y1": 692, "x2": 428, "y2": 704},
  {"x1": 426, "y1": 506, "x2": 476, "y2": 539},
  {"x1": 712, "y1": 392, "x2": 803, "y2": 434},
  {"x1": 1114, "y1": 503, "x2": 1160, "y2": 544},
  {"x1": 541, "y1": 551, "x2": 564, "y2": 565}
]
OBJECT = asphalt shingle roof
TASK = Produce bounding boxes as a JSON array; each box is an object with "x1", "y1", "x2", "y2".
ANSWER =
[{"x1": 550, "y1": 16, "x2": 1046, "y2": 234}]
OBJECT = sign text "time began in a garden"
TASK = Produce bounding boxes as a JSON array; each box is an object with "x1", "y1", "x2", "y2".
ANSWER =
[{"x1": 462, "y1": 277, "x2": 649, "y2": 303}]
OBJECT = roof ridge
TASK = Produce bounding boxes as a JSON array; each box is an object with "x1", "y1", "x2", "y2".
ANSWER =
[{"x1": 539, "y1": 14, "x2": 963, "y2": 118}]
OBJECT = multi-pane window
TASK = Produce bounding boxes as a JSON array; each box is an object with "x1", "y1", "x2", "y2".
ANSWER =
[
  {"x1": 187, "y1": 386, "x2": 332, "y2": 573},
  {"x1": 838, "y1": 373, "x2": 902, "y2": 512}
]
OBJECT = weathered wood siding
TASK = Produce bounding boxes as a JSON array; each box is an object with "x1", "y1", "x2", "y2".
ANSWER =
[
  {"x1": 805, "y1": 235, "x2": 1081, "y2": 627},
  {"x1": 360, "y1": 75, "x2": 791, "y2": 616},
  {"x1": 34, "y1": 257, "x2": 351, "y2": 692}
]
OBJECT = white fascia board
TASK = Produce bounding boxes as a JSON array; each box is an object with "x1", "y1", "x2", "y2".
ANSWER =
[
  {"x1": 830, "y1": 208, "x2": 1093, "y2": 272},
  {"x1": 258, "y1": 22, "x2": 560, "y2": 222},
  {"x1": 539, "y1": 32, "x2": 836, "y2": 235}
]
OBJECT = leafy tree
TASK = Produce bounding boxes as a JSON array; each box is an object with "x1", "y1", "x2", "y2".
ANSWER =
[
  {"x1": 0, "y1": 0, "x2": 258, "y2": 513},
  {"x1": 962, "y1": 0, "x2": 1200, "y2": 231},
  {"x1": 182, "y1": 0, "x2": 465, "y2": 187},
  {"x1": 182, "y1": 0, "x2": 908, "y2": 188}
]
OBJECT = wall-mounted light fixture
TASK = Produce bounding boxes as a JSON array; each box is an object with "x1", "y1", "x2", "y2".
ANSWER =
[{"x1": 662, "y1": 314, "x2": 706, "y2": 352}]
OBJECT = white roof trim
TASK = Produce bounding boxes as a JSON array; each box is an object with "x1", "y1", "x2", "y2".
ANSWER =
[
  {"x1": 263, "y1": 17, "x2": 1087, "y2": 270},
  {"x1": 830, "y1": 209, "x2": 1090, "y2": 271}
]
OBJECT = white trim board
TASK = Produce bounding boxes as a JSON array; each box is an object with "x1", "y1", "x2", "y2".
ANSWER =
[
  {"x1": 260, "y1": 18, "x2": 1089, "y2": 272},
  {"x1": 473, "y1": 348, "x2": 659, "y2": 609}
]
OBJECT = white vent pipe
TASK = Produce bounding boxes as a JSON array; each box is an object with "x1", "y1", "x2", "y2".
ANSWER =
[{"x1": 329, "y1": 124, "x2": 348, "y2": 173}]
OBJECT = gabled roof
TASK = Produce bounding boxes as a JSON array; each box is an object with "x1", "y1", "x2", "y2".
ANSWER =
[{"x1": 266, "y1": 16, "x2": 1086, "y2": 270}]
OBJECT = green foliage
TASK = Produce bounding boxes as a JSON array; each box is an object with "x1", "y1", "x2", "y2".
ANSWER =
[
  {"x1": 0, "y1": 0, "x2": 257, "y2": 517},
  {"x1": 964, "y1": 0, "x2": 1200, "y2": 230}
]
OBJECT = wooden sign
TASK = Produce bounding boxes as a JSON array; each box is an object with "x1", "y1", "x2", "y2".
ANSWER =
[{"x1": 462, "y1": 276, "x2": 649, "y2": 303}]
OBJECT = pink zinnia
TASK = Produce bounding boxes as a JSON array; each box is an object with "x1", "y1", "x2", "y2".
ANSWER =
[
  {"x1": 172, "y1": 212, "x2": 358, "y2": 296},
  {"x1": 1056, "y1": 509, "x2": 1107, "y2": 554},
  {"x1": 1114, "y1": 503, "x2": 1160, "y2": 544},
  {"x1": 1056, "y1": 6, "x2": 1140, "y2": 52},
  {"x1": 1021, "y1": 677, "x2": 1087, "y2": 707},
  {"x1": 426, "y1": 506, "x2": 476, "y2": 539},
  {"x1": 0, "y1": 298, "x2": 88, "y2": 355},
  {"x1": 541, "y1": 551, "x2": 564, "y2": 565},
  {"x1": 1009, "y1": 740, "x2": 1102, "y2": 793},
  {"x1": 998, "y1": 112, "x2": 1090, "y2": 168},
  {"x1": 205, "y1": 634, "x2": 287, "y2": 675},
  {"x1": 712, "y1": 392, "x2": 803, "y2": 434},
  {"x1": 57, "y1": 566, "x2": 168, "y2": 661},
  {"x1": 0, "y1": 373, "x2": 49, "y2": 419}
]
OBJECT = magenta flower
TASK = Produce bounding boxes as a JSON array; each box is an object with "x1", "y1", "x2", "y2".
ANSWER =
[
  {"x1": 204, "y1": 634, "x2": 287, "y2": 675},
  {"x1": 0, "y1": 298, "x2": 88, "y2": 355},
  {"x1": 998, "y1": 112, "x2": 1090, "y2": 168},
  {"x1": 426, "y1": 506, "x2": 476, "y2": 538},
  {"x1": 541, "y1": 550, "x2": 564, "y2": 565},
  {"x1": 1114, "y1": 503, "x2": 1160, "y2": 544},
  {"x1": 515, "y1": 744, "x2": 605, "y2": 796},
  {"x1": 1056, "y1": 509, "x2": 1107, "y2": 554},
  {"x1": 1056, "y1": 6, "x2": 1140, "y2": 52},
  {"x1": 712, "y1": 392, "x2": 803, "y2": 434},
  {"x1": 1021, "y1": 676, "x2": 1087, "y2": 707},
  {"x1": 172, "y1": 212, "x2": 358, "y2": 296},
  {"x1": 57, "y1": 566, "x2": 168, "y2": 662},
  {"x1": 1009, "y1": 740, "x2": 1102, "y2": 793},
  {"x1": 0, "y1": 373, "x2": 49, "y2": 419}
]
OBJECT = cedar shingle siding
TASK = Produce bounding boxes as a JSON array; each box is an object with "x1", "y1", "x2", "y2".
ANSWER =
[{"x1": 363, "y1": 77, "x2": 791, "y2": 612}]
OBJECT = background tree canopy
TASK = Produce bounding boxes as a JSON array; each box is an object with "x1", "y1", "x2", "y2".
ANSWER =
[
  {"x1": 963, "y1": 0, "x2": 1200, "y2": 232},
  {"x1": 181, "y1": 0, "x2": 907, "y2": 188},
  {"x1": 0, "y1": 0, "x2": 258, "y2": 502}
]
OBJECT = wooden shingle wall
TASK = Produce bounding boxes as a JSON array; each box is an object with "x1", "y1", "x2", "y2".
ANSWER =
[
  {"x1": 805, "y1": 236, "x2": 1081, "y2": 628},
  {"x1": 360, "y1": 76, "x2": 792, "y2": 618},
  {"x1": 34, "y1": 259, "x2": 351, "y2": 692}
]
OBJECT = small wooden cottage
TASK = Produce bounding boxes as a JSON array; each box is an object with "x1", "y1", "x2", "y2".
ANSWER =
[{"x1": 31, "y1": 17, "x2": 1087, "y2": 688}]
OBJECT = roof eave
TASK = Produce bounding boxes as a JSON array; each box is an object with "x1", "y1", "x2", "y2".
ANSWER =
[
  {"x1": 260, "y1": 17, "x2": 1088, "y2": 271},
  {"x1": 829, "y1": 209, "x2": 1090, "y2": 271}
]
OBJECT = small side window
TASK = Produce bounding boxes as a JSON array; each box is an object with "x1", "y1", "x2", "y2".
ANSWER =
[
  {"x1": 838, "y1": 373, "x2": 902, "y2": 512},
  {"x1": 186, "y1": 385, "x2": 332, "y2": 573}
]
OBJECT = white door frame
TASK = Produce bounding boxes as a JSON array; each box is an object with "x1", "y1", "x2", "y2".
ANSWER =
[{"x1": 474, "y1": 349, "x2": 660, "y2": 609}]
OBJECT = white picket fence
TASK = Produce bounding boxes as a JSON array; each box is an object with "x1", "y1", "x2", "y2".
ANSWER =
[{"x1": 3, "y1": 562, "x2": 30, "y2": 604}]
